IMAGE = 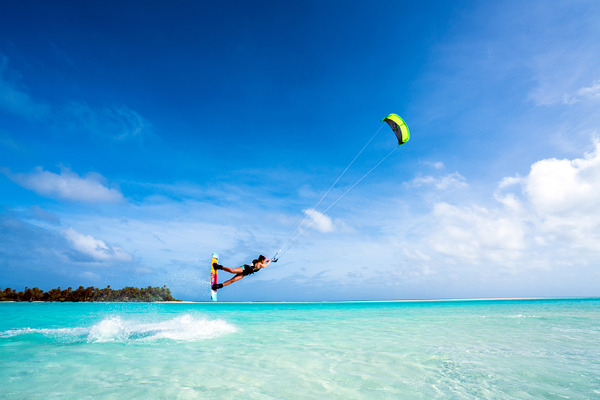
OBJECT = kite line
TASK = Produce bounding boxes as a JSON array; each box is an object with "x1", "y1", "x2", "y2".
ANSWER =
[{"x1": 272, "y1": 114, "x2": 410, "y2": 261}]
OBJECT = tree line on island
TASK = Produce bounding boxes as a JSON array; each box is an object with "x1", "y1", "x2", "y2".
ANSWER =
[{"x1": 0, "y1": 285, "x2": 178, "y2": 302}]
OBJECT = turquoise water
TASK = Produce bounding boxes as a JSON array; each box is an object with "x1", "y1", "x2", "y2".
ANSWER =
[{"x1": 1, "y1": 299, "x2": 599, "y2": 399}]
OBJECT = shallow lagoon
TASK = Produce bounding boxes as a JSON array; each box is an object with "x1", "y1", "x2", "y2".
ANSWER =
[{"x1": 2, "y1": 299, "x2": 599, "y2": 399}]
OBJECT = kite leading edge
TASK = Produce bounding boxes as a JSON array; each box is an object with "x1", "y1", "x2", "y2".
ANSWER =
[{"x1": 383, "y1": 114, "x2": 410, "y2": 146}]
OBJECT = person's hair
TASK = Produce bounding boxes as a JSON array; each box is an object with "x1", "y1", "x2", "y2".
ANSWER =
[
  {"x1": 252, "y1": 259, "x2": 259, "y2": 265},
  {"x1": 257, "y1": 255, "x2": 266, "y2": 262}
]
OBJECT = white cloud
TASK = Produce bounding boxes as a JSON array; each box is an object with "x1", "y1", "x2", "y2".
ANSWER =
[
  {"x1": 524, "y1": 144, "x2": 600, "y2": 216},
  {"x1": 409, "y1": 172, "x2": 468, "y2": 190},
  {"x1": 423, "y1": 141, "x2": 600, "y2": 270},
  {"x1": 422, "y1": 161, "x2": 445, "y2": 170},
  {"x1": 4, "y1": 167, "x2": 124, "y2": 203},
  {"x1": 63, "y1": 227, "x2": 132, "y2": 263},
  {"x1": 576, "y1": 81, "x2": 600, "y2": 100},
  {"x1": 563, "y1": 81, "x2": 600, "y2": 104},
  {"x1": 302, "y1": 208, "x2": 334, "y2": 233},
  {"x1": 428, "y1": 202, "x2": 527, "y2": 266},
  {"x1": 516, "y1": 141, "x2": 600, "y2": 251}
]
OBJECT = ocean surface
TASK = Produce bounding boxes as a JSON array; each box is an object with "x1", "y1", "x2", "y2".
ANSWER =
[{"x1": 1, "y1": 298, "x2": 599, "y2": 399}]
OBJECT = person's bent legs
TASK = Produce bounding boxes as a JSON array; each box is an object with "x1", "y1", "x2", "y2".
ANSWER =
[
  {"x1": 213, "y1": 263, "x2": 243, "y2": 275},
  {"x1": 212, "y1": 273, "x2": 244, "y2": 290},
  {"x1": 222, "y1": 273, "x2": 244, "y2": 287}
]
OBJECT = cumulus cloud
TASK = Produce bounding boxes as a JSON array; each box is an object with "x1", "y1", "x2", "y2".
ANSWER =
[
  {"x1": 63, "y1": 227, "x2": 132, "y2": 263},
  {"x1": 303, "y1": 208, "x2": 335, "y2": 233},
  {"x1": 506, "y1": 141, "x2": 600, "y2": 251},
  {"x1": 524, "y1": 143, "x2": 600, "y2": 216},
  {"x1": 496, "y1": 141, "x2": 600, "y2": 219},
  {"x1": 3, "y1": 167, "x2": 124, "y2": 203},
  {"x1": 425, "y1": 141, "x2": 600, "y2": 269}
]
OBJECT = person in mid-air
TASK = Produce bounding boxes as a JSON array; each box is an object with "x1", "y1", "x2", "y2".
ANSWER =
[{"x1": 211, "y1": 255, "x2": 273, "y2": 291}]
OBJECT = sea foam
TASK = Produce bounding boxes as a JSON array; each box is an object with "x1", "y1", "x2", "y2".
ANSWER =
[
  {"x1": 87, "y1": 314, "x2": 237, "y2": 343},
  {"x1": 1, "y1": 314, "x2": 236, "y2": 344}
]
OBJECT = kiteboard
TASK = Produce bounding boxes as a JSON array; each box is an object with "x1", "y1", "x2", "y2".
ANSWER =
[{"x1": 210, "y1": 252, "x2": 219, "y2": 302}]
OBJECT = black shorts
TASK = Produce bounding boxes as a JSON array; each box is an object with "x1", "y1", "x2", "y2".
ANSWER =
[{"x1": 242, "y1": 265, "x2": 255, "y2": 276}]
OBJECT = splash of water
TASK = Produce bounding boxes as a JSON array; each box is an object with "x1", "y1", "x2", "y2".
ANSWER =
[{"x1": 1, "y1": 314, "x2": 236, "y2": 344}]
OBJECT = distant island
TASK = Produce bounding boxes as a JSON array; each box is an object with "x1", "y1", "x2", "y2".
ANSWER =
[{"x1": 0, "y1": 285, "x2": 178, "y2": 302}]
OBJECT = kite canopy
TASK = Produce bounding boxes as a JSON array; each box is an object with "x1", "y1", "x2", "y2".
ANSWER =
[{"x1": 382, "y1": 114, "x2": 410, "y2": 146}]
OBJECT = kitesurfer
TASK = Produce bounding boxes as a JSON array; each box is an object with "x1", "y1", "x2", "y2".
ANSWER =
[{"x1": 211, "y1": 255, "x2": 272, "y2": 290}]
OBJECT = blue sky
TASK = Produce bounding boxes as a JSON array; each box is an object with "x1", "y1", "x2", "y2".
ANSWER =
[{"x1": 1, "y1": 0, "x2": 600, "y2": 301}]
